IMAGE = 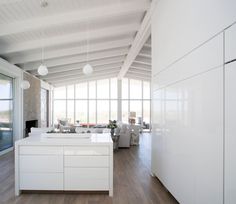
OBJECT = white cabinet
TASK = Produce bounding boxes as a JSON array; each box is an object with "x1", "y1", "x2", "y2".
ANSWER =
[
  {"x1": 63, "y1": 146, "x2": 110, "y2": 191},
  {"x1": 225, "y1": 62, "x2": 236, "y2": 204},
  {"x1": 225, "y1": 23, "x2": 236, "y2": 63},
  {"x1": 64, "y1": 168, "x2": 109, "y2": 190},
  {"x1": 15, "y1": 143, "x2": 113, "y2": 196}
]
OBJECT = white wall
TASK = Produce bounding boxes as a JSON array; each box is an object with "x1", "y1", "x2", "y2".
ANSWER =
[{"x1": 151, "y1": 0, "x2": 236, "y2": 203}]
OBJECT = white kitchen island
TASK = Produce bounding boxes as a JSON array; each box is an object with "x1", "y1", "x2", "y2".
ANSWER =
[{"x1": 15, "y1": 133, "x2": 113, "y2": 196}]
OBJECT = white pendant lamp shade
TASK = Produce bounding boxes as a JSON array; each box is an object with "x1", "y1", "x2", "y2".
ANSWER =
[
  {"x1": 38, "y1": 64, "x2": 48, "y2": 76},
  {"x1": 83, "y1": 63, "x2": 93, "y2": 75},
  {"x1": 21, "y1": 80, "x2": 30, "y2": 90}
]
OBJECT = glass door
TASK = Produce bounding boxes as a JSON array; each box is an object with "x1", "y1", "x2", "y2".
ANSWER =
[{"x1": 0, "y1": 74, "x2": 13, "y2": 152}]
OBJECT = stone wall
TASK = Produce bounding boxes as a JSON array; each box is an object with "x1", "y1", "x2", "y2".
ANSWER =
[{"x1": 23, "y1": 72, "x2": 41, "y2": 136}]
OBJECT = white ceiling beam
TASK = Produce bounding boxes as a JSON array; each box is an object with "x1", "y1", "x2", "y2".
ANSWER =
[
  {"x1": 30, "y1": 56, "x2": 125, "y2": 75},
  {"x1": 125, "y1": 73, "x2": 151, "y2": 81},
  {"x1": 130, "y1": 67, "x2": 151, "y2": 73},
  {"x1": 0, "y1": 1, "x2": 148, "y2": 37},
  {"x1": 117, "y1": 0, "x2": 157, "y2": 79},
  {"x1": 143, "y1": 43, "x2": 151, "y2": 49},
  {"x1": 48, "y1": 70, "x2": 119, "y2": 84},
  {"x1": 0, "y1": 23, "x2": 139, "y2": 54},
  {"x1": 41, "y1": 65, "x2": 121, "y2": 80},
  {"x1": 130, "y1": 66, "x2": 151, "y2": 72},
  {"x1": 8, "y1": 38, "x2": 132, "y2": 64},
  {"x1": 138, "y1": 49, "x2": 151, "y2": 58},
  {"x1": 127, "y1": 70, "x2": 151, "y2": 76},
  {"x1": 52, "y1": 73, "x2": 118, "y2": 87},
  {"x1": 134, "y1": 56, "x2": 151, "y2": 65},
  {"x1": 131, "y1": 62, "x2": 151, "y2": 70},
  {"x1": 22, "y1": 47, "x2": 128, "y2": 70}
]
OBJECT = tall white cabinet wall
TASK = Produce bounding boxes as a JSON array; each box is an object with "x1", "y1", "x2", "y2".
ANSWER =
[
  {"x1": 225, "y1": 23, "x2": 236, "y2": 204},
  {"x1": 151, "y1": 0, "x2": 236, "y2": 204}
]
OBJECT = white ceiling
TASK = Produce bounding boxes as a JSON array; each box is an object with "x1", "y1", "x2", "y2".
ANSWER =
[{"x1": 0, "y1": 0, "x2": 152, "y2": 86}]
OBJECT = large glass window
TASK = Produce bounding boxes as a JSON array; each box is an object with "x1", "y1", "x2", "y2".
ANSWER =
[
  {"x1": 0, "y1": 74, "x2": 13, "y2": 152},
  {"x1": 52, "y1": 78, "x2": 151, "y2": 129},
  {"x1": 76, "y1": 83, "x2": 87, "y2": 99},
  {"x1": 121, "y1": 79, "x2": 151, "y2": 130},
  {"x1": 130, "y1": 79, "x2": 142, "y2": 99},
  {"x1": 97, "y1": 100, "x2": 109, "y2": 124},
  {"x1": 75, "y1": 100, "x2": 87, "y2": 124},
  {"x1": 54, "y1": 86, "x2": 66, "y2": 99},
  {"x1": 122, "y1": 78, "x2": 128, "y2": 99},
  {"x1": 97, "y1": 79, "x2": 109, "y2": 99},
  {"x1": 89, "y1": 100, "x2": 96, "y2": 125},
  {"x1": 67, "y1": 100, "x2": 74, "y2": 123},
  {"x1": 53, "y1": 100, "x2": 66, "y2": 123}
]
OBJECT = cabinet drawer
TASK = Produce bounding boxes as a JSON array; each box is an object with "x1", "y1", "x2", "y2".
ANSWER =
[
  {"x1": 20, "y1": 173, "x2": 63, "y2": 190},
  {"x1": 64, "y1": 168, "x2": 109, "y2": 190},
  {"x1": 64, "y1": 146, "x2": 109, "y2": 156},
  {"x1": 20, "y1": 155, "x2": 63, "y2": 173},
  {"x1": 64, "y1": 156, "x2": 109, "y2": 167},
  {"x1": 19, "y1": 146, "x2": 63, "y2": 155}
]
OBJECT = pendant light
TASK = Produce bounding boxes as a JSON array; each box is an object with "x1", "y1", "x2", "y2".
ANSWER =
[
  {"x1": 38, "y1": 1, "x2": 48, "y2": 76},
  {"x1": 83, "y1": 22, "x2": 93, "y2": 75},
  {"x1": 21, "y1": 80, "x2": 30, "y2": 90}
]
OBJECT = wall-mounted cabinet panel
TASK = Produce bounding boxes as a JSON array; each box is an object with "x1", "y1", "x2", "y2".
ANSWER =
[
  {"x1": 152, "y1": 33, "x2": 223, "y2": 91},
  {"x1": 225, "y1": 23, "x2": 236, "y2": 63},
  {"x1": 151, "y1": 0, "x2": 236, "y2": 75},
  {"x1": 152, "y1": 68, "x2": 224, "y2": 204},
  {"x1": 225, "y1": 62, "x2": 236, "y2": 204}
]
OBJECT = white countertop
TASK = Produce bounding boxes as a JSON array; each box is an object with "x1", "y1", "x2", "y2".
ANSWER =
[{"x1": 15, "y1": 133, "x2": 113, "y2": 146}]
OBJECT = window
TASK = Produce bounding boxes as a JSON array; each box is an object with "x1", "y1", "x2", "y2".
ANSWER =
[
  {"x1": 67, "y1": 85, "x2": 74, "y2": 99},
  {"x1": 0, "y1": 74, "x2": 13, "y2": 152},
  {"x1": 121, "y1": 79, "x2": 151, "y2": 130},
  {"x1": 143, "y1": 81, "x2": 150, "y2": 99},
  {"x1": 89, "y1": 100, "x2": 96, "y2": 124},
  {"x1": 130, "y1": 79, "x2": 142, "y2": 99},
  {"x1": 54, "y1": 86, "x2": 66, "y2": 99},
  {"x1": 41, "y1": 88, "x2": 48, "y2": 127},
  {"x1": 110, "y1": 100, "x2": 117, "y2": 121},
  {"x1": 67, "y1": 100, "x2": 74, "y2": 123},
  {"x1": 76, "y1": 82, "x2": 87, "y2": 99},
  {"x1": 122, "y1": 78, "x2": 128, "y2": 99},
  {"x1": 97, "y1": 79, "x2": 109, "y2": 99},
  {"x1": 110, "y1": 78, "x2": 117, "y2": 99},
  {"x1": 89, "y1": 81, "x2": 96, "y2": 99},
  {"x1": 75, "y1": 100, "x2": 87, "y2": 124},
  {"x1": 52, "y1": 78, "x2": 151, "y2": 129},
  {"x1": 53, "y1": 100, "x2": 66, "y2": 123},
  {"x1": 97, "y1": 100, "x2": 109, "y2": 124},
  {"x1": 122, "y1": 100, "x2": 128, "y2": 123}
]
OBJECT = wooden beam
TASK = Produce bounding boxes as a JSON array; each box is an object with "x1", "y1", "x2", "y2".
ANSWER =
[
  {"x1": 8, "y1": 38, "x2": 132, "y2": 64},
  {"x1": 0, "y1": 23, "x2": 139, "y2": 54},
  {"x1": 0, "y1": 1, "x2": 148, "y2": 37},
  {"x1": 117, "y1": 0, "x2": 157, "y2": 79},
  {"x1": 22, "y1": 47, "x2": 128, "y2": 70}
]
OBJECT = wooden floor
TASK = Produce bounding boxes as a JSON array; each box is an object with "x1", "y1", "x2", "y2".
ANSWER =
[{"x1": 0, "y1": 133, "x2": 178, "y2": 204}]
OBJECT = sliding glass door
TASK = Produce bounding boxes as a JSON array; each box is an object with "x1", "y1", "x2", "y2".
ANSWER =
[{"x1": 0, "y1": 74, "x2": 13, "y2": 152}]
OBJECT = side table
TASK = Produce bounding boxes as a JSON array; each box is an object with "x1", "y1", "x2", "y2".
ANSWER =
[{"x1": 111, "y1": 134, "x2": 120, "y2": 151}]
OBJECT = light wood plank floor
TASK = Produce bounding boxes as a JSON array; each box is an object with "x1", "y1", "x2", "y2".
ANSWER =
[{"x1": 0, "y1": 133, "x2": 178, "y2": 204}]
